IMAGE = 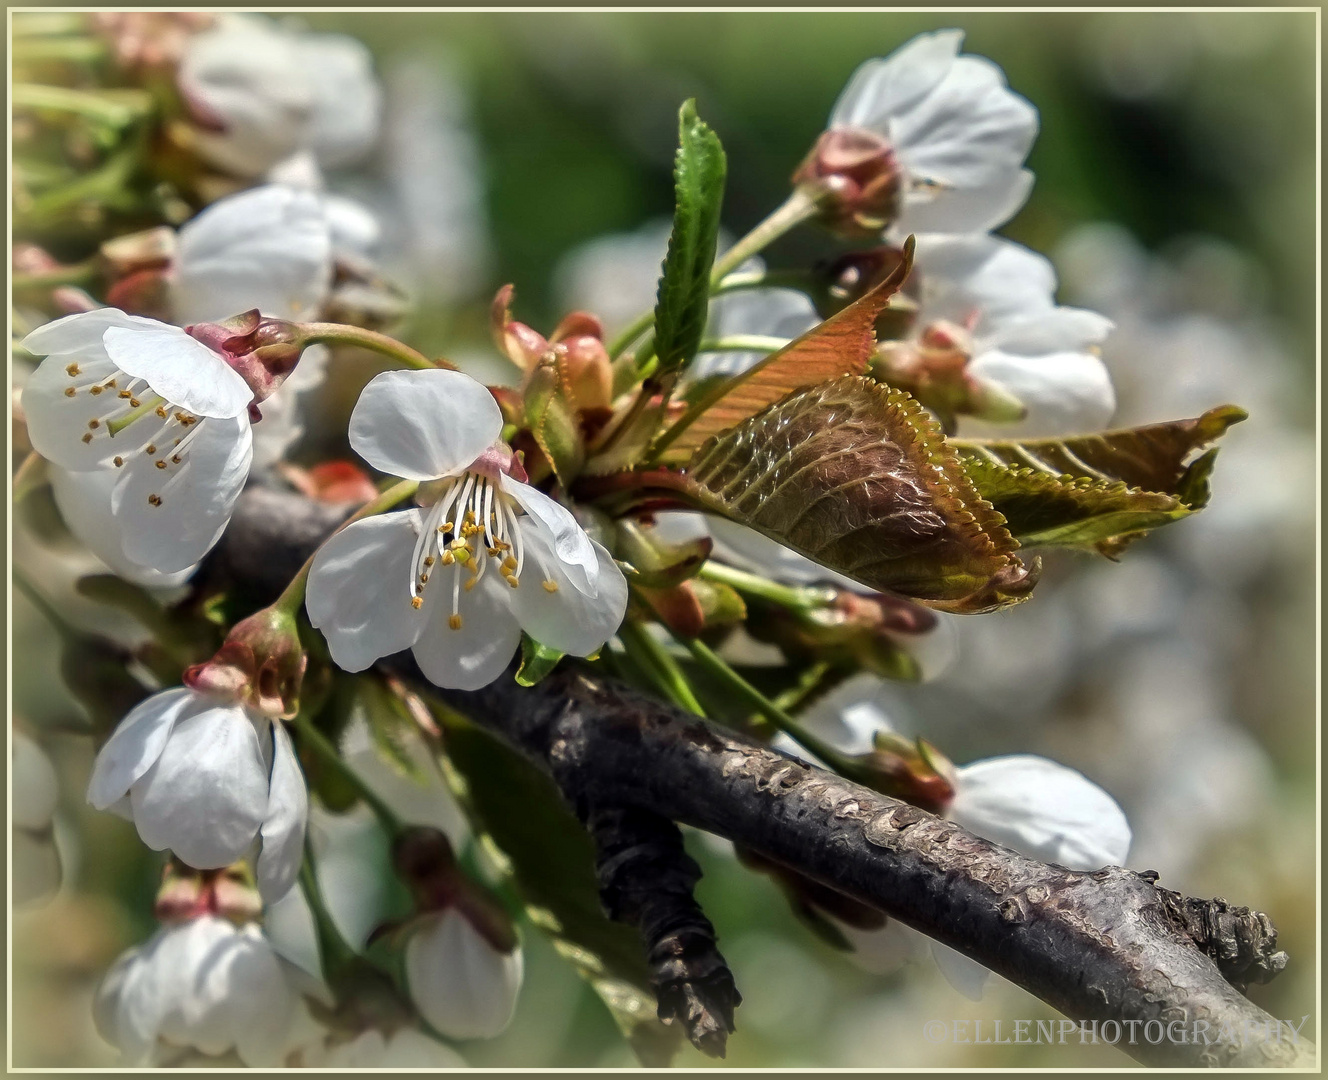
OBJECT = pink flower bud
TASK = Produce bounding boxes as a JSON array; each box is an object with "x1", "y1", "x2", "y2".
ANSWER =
[
  {"x1": 183, "y1": 605, "x2": 306, "y2": 720},
  {"x1": 185, "y1": 309, "x2": 306, "y2": 404},
  {"x1": 793, "y1": 128, "x2": 904, "y2": 239}
]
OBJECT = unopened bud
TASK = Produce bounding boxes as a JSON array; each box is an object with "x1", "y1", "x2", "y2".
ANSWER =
[
  {"x1": 490, "y1": 284, "x2": 550, "y2": 373},
  {"x1": 100, "y1": 226, "x2": 177, "y2": 276},
  {"x1": 183, "y1": 604, "x2": 306, "y2": 720},
  {"x1": 279, "y1": 460, "x2": 379, "y2": 504},
  {"x1": 793, "y1": 128, "x2": 903, "y2": 239},
  {"x1": 849, "y1": 735, "x2": 957, "y2": 814},
  {"x1": 185, "y1": 310, "x2": 306, "y2": 403}
]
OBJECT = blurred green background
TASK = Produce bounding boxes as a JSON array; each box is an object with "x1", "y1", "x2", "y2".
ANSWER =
[{"x1": 13, "y1": 10, "x2": 1317, "y2": 1068}]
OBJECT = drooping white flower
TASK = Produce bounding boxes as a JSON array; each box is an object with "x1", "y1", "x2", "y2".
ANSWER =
[
  {"x1": 94, "y1": 915, "x2": 301, "y2": 1066},
  {"x1": 178, "y1": 15, "x2": 380, "y2": 178},
  {"x1": 404, "y1": 908, "x2": 524, "y2": 1040},
  {"x1": 894, "y1": 233, "x2": 1116, "y2": 437},
  {"x1": 820, "y1": 29, "x2": 1038, "y2": 235},
  {"x1": 794, "y1": 682, "x2": 1130, "y2": 998},
  {"x1": 306, "y1": 368, "x2": 628, "y2": 691},
  {"x1": 21, "y1": 310, "x2": 255, "y2": 574},
  {"x1": 170, "y1": 184, "x2": 334, "y2": 325},
  {"x1": 86, "y1": 687, "x2": 307, "y2": 902},
  {"x1": 12, "y1": 731, "x2": 63, "y2": 906}
]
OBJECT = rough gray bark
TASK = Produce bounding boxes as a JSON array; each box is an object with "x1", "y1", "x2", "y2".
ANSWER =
[{"x1": 228, "y1": 485, "x2": 1315, "y2": 1068}]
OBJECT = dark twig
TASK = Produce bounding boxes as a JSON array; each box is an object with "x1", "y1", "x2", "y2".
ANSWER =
[
  {"x1": 587, "y1": 805, "x2": 740, "y2": 1057},
  {"x1": 223, "y1": 485, "x2": 1316, "y2": 1069}
]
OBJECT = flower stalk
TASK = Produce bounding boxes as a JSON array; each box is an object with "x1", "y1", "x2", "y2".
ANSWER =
[{"x1": 296, "y1": 322, "x2": 447, "y2": 373}]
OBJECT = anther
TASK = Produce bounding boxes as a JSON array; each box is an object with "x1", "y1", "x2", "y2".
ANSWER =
[
  {"x1": 129, "y1": 398, "x2": 141, "y2": 407},
  {"x1": 89, "y1": 385, "x2": 103, "y2": 396},
  {"x1": 87, "y1": 419, "x2": 100, "y2": 429},
  {"x1": 81, "y1": 432, "x2": 93, "y2": 443},
  {"x1": 147, "y1": 494, "x2": 163, "y2": 507},
  {"x1": 155, "y1": 460, "x2": 167, "y2": 469},
  {"x1": 423, "y1": 556, "x2": 435, "y2": 567},
  {"x1": 144, "y1": 443, "x2": 156, "y2": 454},
  {"x1": 65, "y1": 363, "x2": 80, "y2": 377},
  {"x1": 155, "y1": 406, "x2": 168, "y2": 418},
  {"x1": 411, "y1": 596, "x2": 423, "y2": 609},
  {"x1": 542, "y1": 580, "x2": 559, "y2": 593},
  {"x1": 113, "y1": 456, "x2": 123, "y2": 467},
  {"x1": 505, "y1": 575, "x2": 520, "y2": 588},
  {"x1": 119, "y1": 390, "x2": 132, "y2": 399},
  {"x1": 171, "y1": 454, "x2": 181, "y2": 464},
  {"x1": 448, "y1": 614, "x2": 463, "y2": 631},
  {"x1": 441, "y1": 551, "x2": 455, "y2": 566},
  {"x1": 64, "y1": 387, "x2": 76, "y2": 397}
]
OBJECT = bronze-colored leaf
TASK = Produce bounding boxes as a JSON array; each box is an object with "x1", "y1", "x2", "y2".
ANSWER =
[
  {"x1": 682, "y1": 375, "x2": 1037, "y2": 614},
  {"x1": 655, "y1": 237, "x2": 915, "y2": 461},
  {"x1": 953, "y1": 406, "x2": 1245, "y2": 556}
]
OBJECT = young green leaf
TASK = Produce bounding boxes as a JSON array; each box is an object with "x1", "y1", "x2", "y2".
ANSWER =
[
  {"x1": 682, "y1": 375, "x2": 1038, "y2": 614},
  {"x1": 515, "y1": 635, "x2": 565, "y2": 686},
  {"x1": 652, "y1": 100, "x2": 727, "y2": 376}
]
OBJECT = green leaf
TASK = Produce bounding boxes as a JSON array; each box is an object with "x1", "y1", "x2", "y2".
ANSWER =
[
  {"x1": 953, "y1": 406, "x2": 1246, "y2": 555},
  {"x1": 515, "y1": 635, "x2": 565, "y2": 686},
  {"x1": 682, "y1": 376, "x2": 1038, "y2": 614},
  {"x1": 615, "y1": 518, "x2": 712, "y2": 588},
  {"x1": 440, "y1": 715, "x2": 682, "y2": 1065},
  {"x1": 652, "y1": 99, "x2": 727, "y2": 376},
  {"x1": 523, "y1": 358, "x2": 585, "y2": 487}
]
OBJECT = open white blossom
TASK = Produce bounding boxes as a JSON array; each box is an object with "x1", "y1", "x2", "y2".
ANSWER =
[
  {"x1": 307, "y1": 368, "x2": 627, "y2": 690},
  {"x1": 22, "y1": 310, "x2": 254, "y2": 574},
  {"x1": 404, "y1": 908, "x2": 524, "y2": 1040},
  {"x1": 86, "y1": 687, "x2": 307, "y2": 902},
  {"x1": 796, "y1": 679, "x2": 1130, "y2": 998},
  {"x1": 899, "y1": 233, "x2": 1116, "y2": 437},
  {"x1": 94, "y1": 915, "x2": 301, "y2": 1066},
  {"x1": 826, "y1": 29, "x2": 1038, "y2": 235},
  {"x1": 178, "y1": 15, "x2": 380, "y2": 178},
  {"x1": 171, "y1": 184, "x2": 334, "y2": 324}
]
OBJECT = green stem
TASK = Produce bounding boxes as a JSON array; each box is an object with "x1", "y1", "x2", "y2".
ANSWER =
[
  {"x1": 698, "y1": 562, "x2": 834, "y2": 612},
  {"x1": 299, "y1": 844, "x2": 359, "y2": 975},
  {"x1": 13, "y1": 567, "x2": 79, "y2": 643},
  {"x1": 618, "y1": 618, "x2": 707, "y2": 716},
  {"x1": 608, "y1": 308, "x2": 658, "y2": 361},
  {"x1": 12, "y1": 259, "x2": 100, "y2": 292},
  {"x1": 13, "y1": 36, "x2": 108, "y2": 63},
  {"x1": 671, "y1": 631, "x2": 861, "y2": 776},
  {"x1": 11, "y1": 83, "x2": 152, "y2": 129},
  {"x1": 696, "y1": 334, "x2": 790, "y2": 355},
  {"x1": 293, "y1": 710, "x2": 404, "y2": 835},
  {"x1": 709, "y1": 187, "x2": 824, "y2": 286},
  {"x1": 298, "y1": 323, "x2": 444, "y2": 372},
  {"x1": 273, "y1": 479, "x2": 420, "y2": 617}
]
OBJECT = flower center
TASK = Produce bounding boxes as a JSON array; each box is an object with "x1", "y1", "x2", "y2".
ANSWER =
[
  {"x1": 409, "y1": 473, "x2": 559, "y2": 630},
  {"x1": 62, "y1": 362, "x2": 206, "y2": 509}
]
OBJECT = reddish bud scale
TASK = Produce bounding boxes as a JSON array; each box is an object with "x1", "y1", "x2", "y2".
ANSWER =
[
  {"x1": 793, "y1": 128, "x2": 904, "y2": 239},
  {"x1": 183, "y1": 606, "x2": 307, "y2": 720},
  {"x1": 185, "y1": 309, "x2": 306, "y2": 404}
]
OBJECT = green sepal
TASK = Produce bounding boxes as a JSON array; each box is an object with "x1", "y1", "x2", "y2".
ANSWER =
[{"x1": 515, "y1": 635, "x2": 566, "y2": 687}]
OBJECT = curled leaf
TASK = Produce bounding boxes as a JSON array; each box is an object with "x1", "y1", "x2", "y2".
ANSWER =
[{"x1": 682, "y1": 375, "x2": 1036, "y2": 613}]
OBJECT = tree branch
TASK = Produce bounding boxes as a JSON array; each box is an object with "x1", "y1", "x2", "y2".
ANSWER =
[{"x1": 224, "y1": 485, "x2": 1314, "y2": 1068}]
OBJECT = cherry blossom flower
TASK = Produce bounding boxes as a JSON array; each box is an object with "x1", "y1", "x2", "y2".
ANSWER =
[
  {"x1": 94, "y1": 914, "x2": 302, "y2": 1066},
  {"x1": 404, "y1": 908, "x2": 524, "y2": 1040},
  {"x1": 86, "y1": 687, "x2": 308, "y2": 902},
  {"x1": 178, "y1": 15, "x2": 380, "y2": 178},
  {"x1": 306, "y1": 368, "x2": 628, "y2": 690},
  {"x1": 800, "y1": 29, "x2": 1038, "y2": 236},
  {"x1": 21, "y1": 310, "x2": 255, "y2": 574}
]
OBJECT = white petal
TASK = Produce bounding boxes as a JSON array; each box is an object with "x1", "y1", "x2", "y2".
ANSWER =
[
  {"x1": 836, "y1": 917, "x2": 928, "y2": 975},
  {"x1": 21, "y1": 352, "x2": 124, "y2": 471},
  {"x1": 405, "y1": 909, "x2": 523, "y2": 1040},
  {"x1": 348, "y1": 369, "x2": 502, "y2": 480},
  {"x1": 931, "y1": 941, "x2": 991, "y2": 1001},
  {"x1": 50, "y1": 466, "x2": 197, "y2": 587},
  {"x1": 189, "y1": 925, "x2": 295, "y2": 1066},
  {"x1": 113, "y1": 414, "x2": 253, "y2": 573},
  {"x1": 508, "y1": 533, "x2": 627, "y2": 656},
  {"x1": 985, "y1": 307, "x2": 1115, "y2": 355},
  {"x1": 950, "y1": 755, "x2": 1132, "y2": 870},
  {"x1": 129, "y1": 703, "x2": 270, "y2": 868},
  {"x1": 102, "y1": 324, "x2": 253, "y2": 419},
  {"x1": 964, "y1": 349, "x2": 1116, "y2": 437},
  {"x1": 912, "y1": 233, "x2": 1056, "y2": 330},
  {"x1": 12, "y1": 732, "x2": 59, "y2": 830},
  {"x1": 321, "y1": 194, "x2": 381, "y2": 258},
  {"x1": 293, "y1": 34, "x2": 381, "y2": 168},
  {"x1": 498, "y1": 474, "x2": 597, "y2": 592},
  {"x1": 95, "y1": 940, "x2": 163, "y2": 1064},
  {"x1": 257, "y1": 723, "x2": 309, "y2": 903},
  {"x1": 21, "y1": 308, "x2": 142, "y2": 355},
  {"x1": 306, "y1": 510, "x2": 429, "y2": 671},
  {"x1": 893, "y1": 55, "x2": 1038, "y2": 189},
  {"x1": 830, "y1": 30, "x2": 965, "y2": 132},
  {"x1": 173, "y1": 184, "x2": 333, "y2": 324},
  {"x1": 86, "y1": 687, "x2": 194, "y2": 810},
  {"x1": 411, "y1": 572, "x2": 522, "y2": 691},
  {"x1": 376, "y1": 1029, "x2": 468, "y2": 1068},
  {"x1": 798, "y1": 673, "x2": 895, "y2": 755},
  {"x1": 893, "y1": 165, "x2": 1034, "y2": 234}
]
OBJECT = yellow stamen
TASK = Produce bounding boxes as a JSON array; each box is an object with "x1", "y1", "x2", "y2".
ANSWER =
[
  {"x1": 411, "y1": 596, "x2": 423, "y2": 609},
  {"x1": 89, "y1": 385, "x2": 103, "y2": 396},
  {"x1": 156, "y1": 406, "x2": 169, "y2": 419},
  {"x1": 119, "y1": 390, "x2": 132, "y2": 399},
  {"x1": 65, "y1": 363, "x2": 80, "y2": 377},
  {"x1": 144, "y1": 443, "x2": 156, "y2": 455},
  {"x1": 64, "y1": 387, "x2": 76, "y2": 397},
  {"x1": 441, "y1": 551, "x2": 455, "y2": 566},
  {"x1": 113, "y1": 456, "x2": 123, "y2": 467},
  {"x1": 448, "y1": 614, "x2": 463, "y2": 630},
  {"x1": 155, "y1": 460, "x2": 167, "y2": 470},
  {"x1": 81, "y1": 432, "x2": 93, "y2": 443},
  {"x1": 542, "y1": 580, "x2": 559, "y2": 593},
  {"x1": 147, "y1": 494, "x2": 162, "y2": 507},
  {"x1": 423, "y1": 556, "x2": 435, "y2": 567},
  {"x1": 87, "y1": 418, "x2": 100, "y2": 429}
]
